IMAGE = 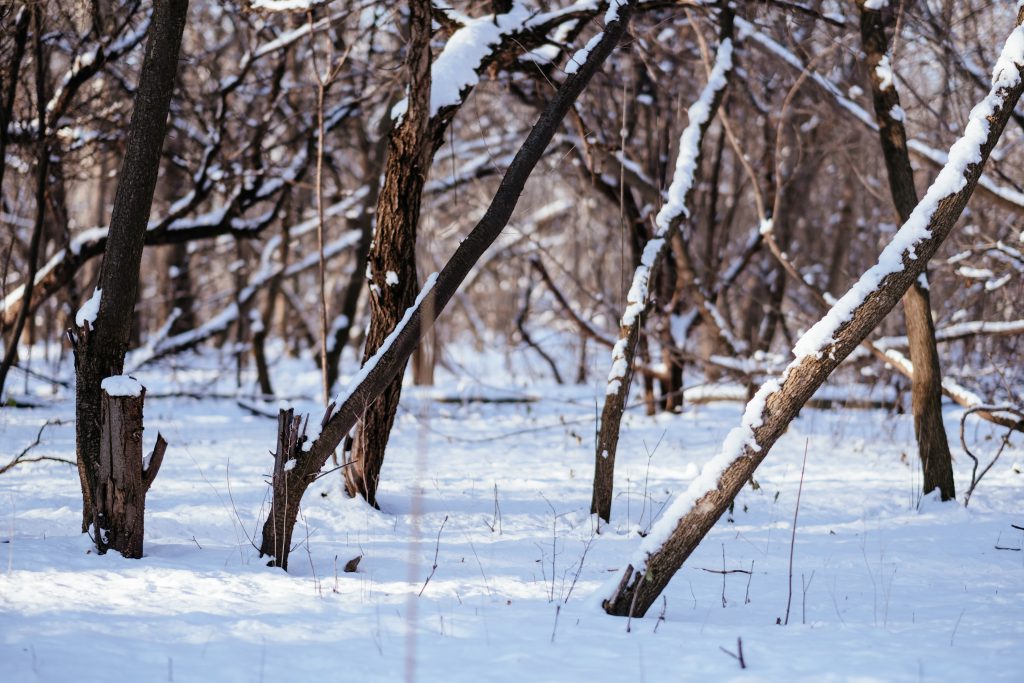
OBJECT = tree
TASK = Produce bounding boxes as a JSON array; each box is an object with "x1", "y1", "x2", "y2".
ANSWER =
[
  {"x1": 68, "y1": 0, "x2": 189, "y2": 555},
  {"x1": 856, "y1": 0, "x2": 954, "y2": 500},
  {"x1": 603, "y1": 7, "x2": 1024, "y2": 617}
]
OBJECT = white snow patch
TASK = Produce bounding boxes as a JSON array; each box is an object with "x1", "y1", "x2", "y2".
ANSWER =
[
  {"x1": 75, "y1": 287, "x2": 102, "y2": 331},
  {"x1": 100, "y1": 375, "x2": 144, "y2": 398},
  {"x1": 385, "y1": 271, "x2": 399, "y2": 286}
]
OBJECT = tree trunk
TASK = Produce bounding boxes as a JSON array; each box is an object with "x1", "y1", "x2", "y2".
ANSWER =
[
  {"x1": 603, "y1": 13, "x2": 1024, "y2": 616},
  {"x1": 344, "y1": 0, "x2": 433, "y2": 507},
  {"x1": 858, "y1": 0, "x2": 955, "y2": 500},
  {"x1": 0, "y1": 7, "x2": 45, "y2": 400},
  {"x1": 71, "y1": 0, "x2": 189, "y2": 537},
  {"x1": 96, "y1": 378, "x2": 166, "y2": 558}
]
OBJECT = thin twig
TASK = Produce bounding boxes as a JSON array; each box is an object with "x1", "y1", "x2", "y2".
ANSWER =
[
  {"x1": 0, "y1": 419, "x2": 70, "y2": 475},
  {"x1": 784, "y1": 439, "x2": 809, "y2": 626},
  {"x1": 418, "y1": 514, "x2": 448, "y2": 597}
]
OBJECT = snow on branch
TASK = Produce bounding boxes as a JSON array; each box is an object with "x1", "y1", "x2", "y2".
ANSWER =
[
  {"x1": 604, "y1": 34, "x2": 733, "y2": 395},
  {"x1": 602, "y1": 12, "x2": 1024, "y2": 618}
]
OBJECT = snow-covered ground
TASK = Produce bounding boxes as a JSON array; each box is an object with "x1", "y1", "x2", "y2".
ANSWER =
[{"x1": 1, "y1": 347, "x2": 1021, "y2": 682}]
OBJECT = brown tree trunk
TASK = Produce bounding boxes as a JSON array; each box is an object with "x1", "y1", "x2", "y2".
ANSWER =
[
  {"x1": 71, "y1": 0, "x2": 189, "y2": 538},
  {"x1": 0, "y1": 6, "x2": 45, "y2": 399},
  {"x1": 344, "y1": 0, "x2": 433, "y2": 506},
  {"x1": 603, "y1": 14, "x2": 1024, "y2": 616},
  {"x1": 859, "y1": 0, "x2": 954, "y2": 500},
  {"x1": 97, "y1": 379, "x2": 166, "y2": 558}
]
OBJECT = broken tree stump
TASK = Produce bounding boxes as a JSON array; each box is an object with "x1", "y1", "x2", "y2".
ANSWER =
[{"x1": 96, "y1": 375, "x2": 166, "y2": 558}]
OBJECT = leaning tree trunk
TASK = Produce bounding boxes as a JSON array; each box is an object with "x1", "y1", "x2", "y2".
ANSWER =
[
  {"x1": 70, "y1": 0, "x2": 189, "y2": 544},
  {"x1": 858, "y1": 0, "x2": 955, "y2": 500},
  {"x1": 343, "y1": 0, "x2": 433, "y2": 507},
  {"x1": 603, "y1": 11, "x2": 1024, "y2": 617},
  {"x1": 593, "y1": 14, "x2": 734, "y2": 522},
  {"x1": 258, "y1": 0, "x2": 638, "y2": 570}
]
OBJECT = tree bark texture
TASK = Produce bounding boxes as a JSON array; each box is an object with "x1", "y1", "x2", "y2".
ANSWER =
[
  {"x1": 343, "y1": 0, "x2": 433, "y2": 507},
  {"x1": 72, "y1": 0, "x2": 189, "y2": 535},
  {"x1": 97, "y1": 383, "x2": 166, "y2": 558},
  {"x1": 603, "y1": 14, "x2": 1024, "y2": 617},
  {"x1": 258, "y1": 0, "x2": 638, "y2": 569},
  {"x1": 858, "y1": 0, "x2": 955, "y2": 500}
]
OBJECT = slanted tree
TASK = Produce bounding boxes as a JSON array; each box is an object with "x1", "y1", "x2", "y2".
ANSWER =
[
  {"x1": 592, "y1": 9, "x2": 734, "y2": 523},
  {"x1": 68, "y1": 0, "x2": 189, "y2": 552},
  {"x1": 603, "y1": 7, "x2": 1024, "y2": 617}
]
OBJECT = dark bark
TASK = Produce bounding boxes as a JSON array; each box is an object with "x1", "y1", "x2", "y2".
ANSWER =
[
  {"x1": 258, "y1": 0, "x2": 638, "y2": 569},
  {"x1": 603, "y1": 13, "x2": 1024, "y2": 616},
  {"x1": 0, "y1": 7, "x2": 45, "y2": 399},
  {"x1": 591, "y1": 11, "x2": 734, "y2": 522},
  {"x1": 97, "y1": 383, "x2": 166, "y2": 558},
  {"x1": 343, "y1": 0, "x2": 433, "y2": 507},
  {"x1": 71, "y1": 0, "x2": 189, "y2": 538},
  {"x1": 858, "y1": 0, "x2": 955, "y2": 501},
  {"x1": 0, "y1": 7, "x2": 30, "y2": 201}
]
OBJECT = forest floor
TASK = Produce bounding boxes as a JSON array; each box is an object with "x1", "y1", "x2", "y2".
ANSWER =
[{"x1": 0, "y1": 346, "x2": 1022, "y2": 682}]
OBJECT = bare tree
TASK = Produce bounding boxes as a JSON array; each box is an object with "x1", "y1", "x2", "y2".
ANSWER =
[
  {"x1": 68, "y1": 0, "x2": 189, "y2": 552},
  {"x1": 603, "y1": 7, "x2": 1024, "y2": 617}
]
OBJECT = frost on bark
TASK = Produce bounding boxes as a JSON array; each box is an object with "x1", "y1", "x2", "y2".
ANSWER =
[
  {"x1": 858, "y1": 0, "x2": 955, "y2": 500},
  {"x1": 592, "y1": 12, "x2": 734, "y2": 523},
  {"x1": 603, "y1": 10, "x2": 1024, "y2": 617}
]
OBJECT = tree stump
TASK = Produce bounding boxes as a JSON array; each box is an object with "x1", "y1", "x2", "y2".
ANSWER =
[{"x1": 96, "y1": 375, "x2": 166, "y2": 558}]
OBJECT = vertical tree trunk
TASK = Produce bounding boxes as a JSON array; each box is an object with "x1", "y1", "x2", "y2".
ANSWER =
[
  {"x1": 71, "y1": 0, "x2": 189, "y2": 538},
  {"x1": 858, "y1": 0, "x2": 954, "y2": 500},
  {"x1": 0, "y1": 6, "x2": 45, "y2": 400},
  {"x1": 97, "y1": 377, "x2": 166, "y2": 558},
  {"x1": 344, "y1": 0, "x2": 432, "y2": 507}
]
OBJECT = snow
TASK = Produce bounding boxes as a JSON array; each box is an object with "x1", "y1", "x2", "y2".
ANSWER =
[
  {"x1": 2, "y1": 345, "x2": 1022, "y2": 682},
  {"x1": 565, "y1": 33, "x2": 604, "y2": 75},
  {"x1": 863, "y1": 0, "x2": 888, "y2": 8},
  {"x1": 392, "y1": 4, "x2": 532, "y2": 121},
  {"x1": 790, "y1": 22, "x2": 1024, "y2": 361},
  {"x1": 100, "y1": 375, "x2": 144, "y2": 398},
  {"x1": 875, "y1": 52, "x2": 894, "y2": 91},
  {"x1": 75, "y1": 287, "x2": 102, "y2": 331},
  {"x1": 385, "y1": 271, "x2": 399, "y2": 286},
  {"x1": 250, "y1": 0, "x2": 319, "y2": 11}
]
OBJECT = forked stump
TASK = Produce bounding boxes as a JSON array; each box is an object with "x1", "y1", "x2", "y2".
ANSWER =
[
  {"x1": 96, "y1": 376, "x2": 166, "y2": 558},
  {"x1": 258, "y1": 407, "x2": 312, "y2": 570}
]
